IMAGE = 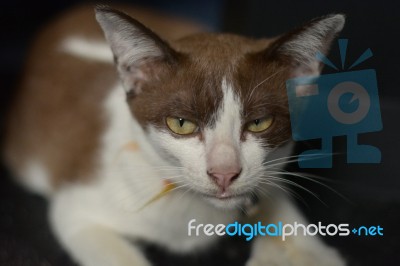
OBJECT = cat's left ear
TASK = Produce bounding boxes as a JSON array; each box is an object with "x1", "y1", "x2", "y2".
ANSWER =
[
  {"x1": 95, "y1": 6, "x2": 178, "y2": 95},
  {"x1": 266, "y1": 14, "x2": 345, "y2": 77}
]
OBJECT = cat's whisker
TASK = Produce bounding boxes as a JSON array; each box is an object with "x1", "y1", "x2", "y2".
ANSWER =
[
  {"x1": 102, "y1": 172, "x2": 190, "y2": 208},
  {"x1": 258, "y1": 180, "x2": 308, "y2": 207},
  {"x1": 257, "y1": 175, "x2": 328, "y2": 207},
  {"x1": 262, "y1": 154, "x2": 304, "y2": 165},
  {"x1": 264, "y1": 141, "x2": 292, "y2": 151},
  {"x1": 246, "y1": 68, "x2": 286, "y2": 105},
  {"x1": 254, "y1": 181, "x2": 292, "y2": 201},
  {"x1": 266, "y1": 169, "x2": 331, "y2": 182},
  {"x1": 260, "y1": 158, "x2": 300, "y2": 170},
  {"x1": 150, "y1": 166, "x2": 185, "y2": 170},
  {"x1": 261, "y1": 153, "x2": 332, "y2": 169},
  {"x1": 117, "y1": 182, "x2": 192, "y2": 213},
  {"x1": 250, "y1": 101, "x2": 288, "y2": 110},
  {"x1": 103, "y1": 164, "x2": 186, "y2": 180},
  {"x1": 175, "y1": 184, "x2": 196, "y2": 203},
  {"x1": 264, "y1": 170, "x2": 352, "y2": 204},
  {"x1": 248, "y1": 187, "x2": 265, "y2": 201},
  {"x1": 257, "y1": 179, "x2": 287, "y2": 194}
]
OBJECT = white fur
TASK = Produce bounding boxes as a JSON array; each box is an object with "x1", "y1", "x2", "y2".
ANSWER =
[
  {"x1": 19, "y1": 160, "x2": 52, "y2": 197},
  {"x1": 60, "y1": 37, "x2": 113, "y2": 63},
  {"x1": 208, "y1": 77, "x2": 243, "y2": 145}
]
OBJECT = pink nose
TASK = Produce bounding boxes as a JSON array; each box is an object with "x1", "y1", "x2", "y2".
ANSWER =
[{"x1": 207, "y1": 169, "x2": 241, "y2": 190}]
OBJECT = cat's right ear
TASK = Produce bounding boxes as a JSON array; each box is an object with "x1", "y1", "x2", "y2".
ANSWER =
[{"x1": 95, "y1": 6, "x2": 178, "y2": 95}]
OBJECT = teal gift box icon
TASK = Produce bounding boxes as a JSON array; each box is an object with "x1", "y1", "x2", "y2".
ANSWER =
[{"x1": 286, "y1": 39, "x2": 382, "y2": 168}]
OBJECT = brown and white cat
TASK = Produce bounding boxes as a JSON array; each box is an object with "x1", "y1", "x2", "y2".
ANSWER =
[{"x1": 4, "y1": 4, "x2": 346, "y2": 266}]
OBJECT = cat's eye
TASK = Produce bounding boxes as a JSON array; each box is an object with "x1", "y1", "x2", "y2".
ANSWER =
[
  {"x1": 166, "y1": 117, "x2": 198, "y2": 135},
  {"x1": 246, "y1": 116, "x2": 273, "y2": 133}
]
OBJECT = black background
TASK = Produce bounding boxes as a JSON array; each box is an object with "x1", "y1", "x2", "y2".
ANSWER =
[{"x1": 1, "y1": 1, "x2": 399, "y2": 265}]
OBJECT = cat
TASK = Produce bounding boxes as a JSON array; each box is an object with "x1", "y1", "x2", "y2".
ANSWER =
[{"x1": 4, "y1": 4, "x2": 346, "y2": 266}]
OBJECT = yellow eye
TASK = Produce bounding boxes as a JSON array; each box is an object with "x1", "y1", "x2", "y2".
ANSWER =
[
  {"x1": 246, "y1": 116, "x2": 273, "y2": 133},
  {"x1": 166, "y1": 117, "x2": 198, "y2": 135}
]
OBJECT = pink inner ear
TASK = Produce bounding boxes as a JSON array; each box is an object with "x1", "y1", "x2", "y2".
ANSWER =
[
  {"x1": 121, "y1": 58, "x2": 172, "y2": 96},
  {"x1": 122, "y1": 66, "x2": 146, "y2": 95}
]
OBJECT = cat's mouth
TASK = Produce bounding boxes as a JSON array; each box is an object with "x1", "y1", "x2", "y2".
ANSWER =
[
  {"x1": 199, "y1": 190, "x2": 251, "y2": 209},
  {"x1": 200, "y1": 190, "x2": 249, "y2": 201}
]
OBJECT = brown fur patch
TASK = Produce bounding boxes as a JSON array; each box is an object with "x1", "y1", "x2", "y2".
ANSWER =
[{"x1": 3, "y1": 5, "x2": 205, "y2": 187}]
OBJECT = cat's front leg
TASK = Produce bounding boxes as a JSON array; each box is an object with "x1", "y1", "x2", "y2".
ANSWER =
[
  {"x1": 49, "y1": 188, "x2": 151, "y2": 266},
  {"x1": 246, "y1": 195, "x2": 345, "y2": 266}
]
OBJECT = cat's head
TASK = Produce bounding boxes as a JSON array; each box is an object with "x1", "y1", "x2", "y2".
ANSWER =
[{"x1": 96, "y1": 7, "x2": 344, "y2": 209}]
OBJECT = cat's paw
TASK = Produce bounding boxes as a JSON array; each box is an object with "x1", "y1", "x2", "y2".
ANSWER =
[
  {"x1": 285, "y1": 244, "x2": 346, "y2": 266},
  {"x1": 245, "y1": 239, "x2": 290, "y2": 266},
  {"x1": 246, "y1": 238, "x2": 345, "y2": 266},
  {"x1": 246, "y1": 248, "x2": 345, "y2": 266},
  {"x1": 246, "y1": 256, "x2": 289, "y2": 266}
]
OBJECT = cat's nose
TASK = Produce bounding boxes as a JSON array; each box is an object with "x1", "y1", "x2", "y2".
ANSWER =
[
  {"x1": 206, "y1": 142, "x2": 241, "y2": 190},
  {"x1": 207, "y1": 168, "x2": 242, "y2": 190}
]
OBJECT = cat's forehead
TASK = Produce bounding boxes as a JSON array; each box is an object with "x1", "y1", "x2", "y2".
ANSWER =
[
  {"x1": 172, "y1": 33, "x2": 273, "y2": 65},
  {"x1": 169, "y1": 34, "x2": 290, "y2": 119}
]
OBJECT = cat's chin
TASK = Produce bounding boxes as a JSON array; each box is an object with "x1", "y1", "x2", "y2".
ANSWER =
[{"x1": 201, "y1": 193, "x2": 249, "y2": 210}]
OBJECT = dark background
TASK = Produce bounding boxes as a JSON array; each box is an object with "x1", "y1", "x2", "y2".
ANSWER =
[{"x1": 1, "y1": 0, "x2": 399, "y2": 265}]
